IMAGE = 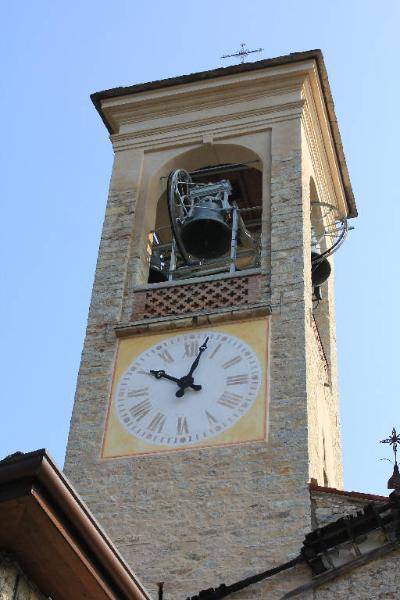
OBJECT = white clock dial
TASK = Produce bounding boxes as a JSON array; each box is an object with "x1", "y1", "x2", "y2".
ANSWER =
[{"x1": 114, "y1": 331, "x2": 262, "y2": 447}]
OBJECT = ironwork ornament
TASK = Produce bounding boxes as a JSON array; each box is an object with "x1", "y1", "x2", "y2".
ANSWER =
[{"x1": 380, "y1": 427, "x2": 400, "y2": 490}]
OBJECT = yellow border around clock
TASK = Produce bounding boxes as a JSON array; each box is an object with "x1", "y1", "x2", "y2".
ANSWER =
[{"x1": 101, "y1": 317, "x2": 270, "y2": 459}]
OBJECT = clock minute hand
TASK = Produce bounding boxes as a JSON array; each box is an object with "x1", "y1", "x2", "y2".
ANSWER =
[
  {"x1": 187, "y1": 337, "x2": 209, "y2": 377},
  {"x1": 174, "y1": 338, "x2": 209, "y2": 399}
]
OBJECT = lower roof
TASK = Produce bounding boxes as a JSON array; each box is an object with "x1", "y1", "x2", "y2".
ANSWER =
[{"x1": 0, "y1": 450, "x2": 150, "y2": 600}]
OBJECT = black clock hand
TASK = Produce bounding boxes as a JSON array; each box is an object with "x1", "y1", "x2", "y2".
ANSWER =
[
  {"x1": 175, "y1": 378, "x2": 201, "y2": 398},
  {"x1": 174, "y1": 338, "x2": 209, "y2": 398},
  {"x1": 150, "y1": 370, "x2": 202, "y2": 396},
  {"x1": 150, "y1": 370, "x2": 180, "y2": 384},
  {"x1": 187, "y1": 337, "x2": 209, "y2": 377}
]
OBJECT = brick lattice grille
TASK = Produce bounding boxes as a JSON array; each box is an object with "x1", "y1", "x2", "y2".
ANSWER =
[{"x1": 133, "y1": 275, "x2": 261, "y2": 320}]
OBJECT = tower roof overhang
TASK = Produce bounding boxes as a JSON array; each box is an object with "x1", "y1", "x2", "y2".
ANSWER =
[{"x1": 91, "y1": 49, "x2": 357, "y2": 218}]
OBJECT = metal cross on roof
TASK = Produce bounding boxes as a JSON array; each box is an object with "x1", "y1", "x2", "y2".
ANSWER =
[
  {"x1": 221, "y1": 43, "x2": 263, "y2": 64},
  {"x1": 380, "y1": 427, "x2": 400, "y2": 464}
]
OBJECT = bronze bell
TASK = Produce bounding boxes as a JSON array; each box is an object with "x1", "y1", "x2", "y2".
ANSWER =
[
  {"x1": 311, "y1": 251, "x2": 331, "y2": 287},
  {"x1": 180, "y1": 197, "x2": 232, "y2": 259}
]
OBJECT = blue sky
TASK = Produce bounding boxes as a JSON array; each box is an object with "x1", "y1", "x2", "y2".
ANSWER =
[{"x1": 1, "y1": 0, "x2": 399, "y2": 496}]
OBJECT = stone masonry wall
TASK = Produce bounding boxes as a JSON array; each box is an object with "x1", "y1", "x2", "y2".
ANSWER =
[
  {"x1": 0, "y1": 554, "x2": 47, "y2": 600},
  {"x1": 66, "y1": 148, "x2": 140, "y2": 465}
]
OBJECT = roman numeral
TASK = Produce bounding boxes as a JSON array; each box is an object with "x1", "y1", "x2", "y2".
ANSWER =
[
  {"x1": 130, "y1": 399, "x2": 152, "y2": 421},
  {"x1": 147, "y1": 412, "x2": 167, "y2": 434},
  {"x1": 157, "y1": 349, "x2": 174, "y2": 364},
  {"x1": 183, "y1": 340, "x2": 198, "y2": 357},
  {"x1": 127, "y1": 387, "x2": 149, "y2": 398},
  {"x1": 205, "y1": 410, "x2": 219, "y2": 426},
  {"x1": 222, "y1": 355, "x2": 242, "y2": 369},
  {"x1": 208, "y1": 343, "x2": 222, "y2": 359},
  {"x1": 177, "y1": 417, "x2": 189, "y2": 435},
  {"x1": 217, "y1": 391, "x2": 242, "y2": 408},
  {"x1": 226, "y1": 374, "x2": 249, "y2": 386}
]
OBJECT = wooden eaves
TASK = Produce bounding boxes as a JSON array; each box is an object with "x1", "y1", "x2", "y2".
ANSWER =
[{"x1": 0, "y1": 449, "x2": 151, "y2": 600}]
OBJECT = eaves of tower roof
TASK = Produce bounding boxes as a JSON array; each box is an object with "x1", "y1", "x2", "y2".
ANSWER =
[{"x1": 91, "y1": 49, "x2": 357, "y2": 218}]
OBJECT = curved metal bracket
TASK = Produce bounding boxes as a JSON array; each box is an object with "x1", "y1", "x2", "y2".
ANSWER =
[{"x1": 167, "y1": 169, "x2": 193, "y2": 265}]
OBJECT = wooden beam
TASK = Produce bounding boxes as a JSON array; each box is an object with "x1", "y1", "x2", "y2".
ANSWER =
[{"x1": 282, "y1": 541, "x2": 400, "y2": 599}]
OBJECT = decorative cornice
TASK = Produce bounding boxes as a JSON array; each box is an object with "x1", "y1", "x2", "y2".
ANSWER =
[
  {"x1": 301, "y1": 74, "x2": 347, "y2": 216},
  {"x1": 112, "y1": 80, "x2": 301, "y2": 127},
  {"x1": 115, "y1": 303, "x2": 271, "y2": 338},
  {"x1": 91, "y1": 50, "x2": 321, "y2": 122},
  {"x1": 301, "y1": 101, "x2": 331, "y2": 204},
  {"x1": 110, "y1": 102, "x2": 303, "y2": 152}
]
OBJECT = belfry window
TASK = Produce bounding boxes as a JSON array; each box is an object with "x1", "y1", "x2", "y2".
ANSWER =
[{"x1": 147, "y1": 163, "x2": 262, "y2": 284}]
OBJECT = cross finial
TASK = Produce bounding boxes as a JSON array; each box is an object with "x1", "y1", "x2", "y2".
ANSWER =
[
  {"x1": 221, "y1": 43, "x2": 263, "y2": 64},
  {"x1": 380, "y1": 427, "x2": 400, "y2": 491},
  {"x1": 380, "y1": 427, "x2": 400, "y2": 464}
]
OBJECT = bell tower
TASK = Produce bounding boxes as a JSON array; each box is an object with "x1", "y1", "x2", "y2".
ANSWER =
[{"x1": 65, "y1": 50, "x2": 356, "y2": 598}]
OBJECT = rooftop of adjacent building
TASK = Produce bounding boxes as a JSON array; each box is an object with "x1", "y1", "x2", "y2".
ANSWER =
[
  {"x1": 310, "y1": 483, "x2": 388, "y2": 503},
  {"x1": 2, "y1": 450, "x2": 399, "y2": 600},
  {"x1": 0, "y1": 449, "x2": 150, "y2": 600}
]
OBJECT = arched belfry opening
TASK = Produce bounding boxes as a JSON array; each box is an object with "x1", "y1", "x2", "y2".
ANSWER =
[{"x1": 146, "y1": 144, "x2": 263, "y2": 284}]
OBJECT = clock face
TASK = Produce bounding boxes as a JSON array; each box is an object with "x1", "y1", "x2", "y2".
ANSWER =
[
  {"x1": 114, "y1": 331, "x2": 262, "y2": 448},
  {"x1": 102, "y1": 318, "x2": 269, "y2": 458}
]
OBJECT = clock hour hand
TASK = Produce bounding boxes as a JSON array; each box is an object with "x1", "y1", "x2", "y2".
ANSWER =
[
  {"x1": 150, "y1": 369, "x2": 180, "y2": 384},
  {"x1": 150, "y1": 370, "x2": 202, "y2": 396}
]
